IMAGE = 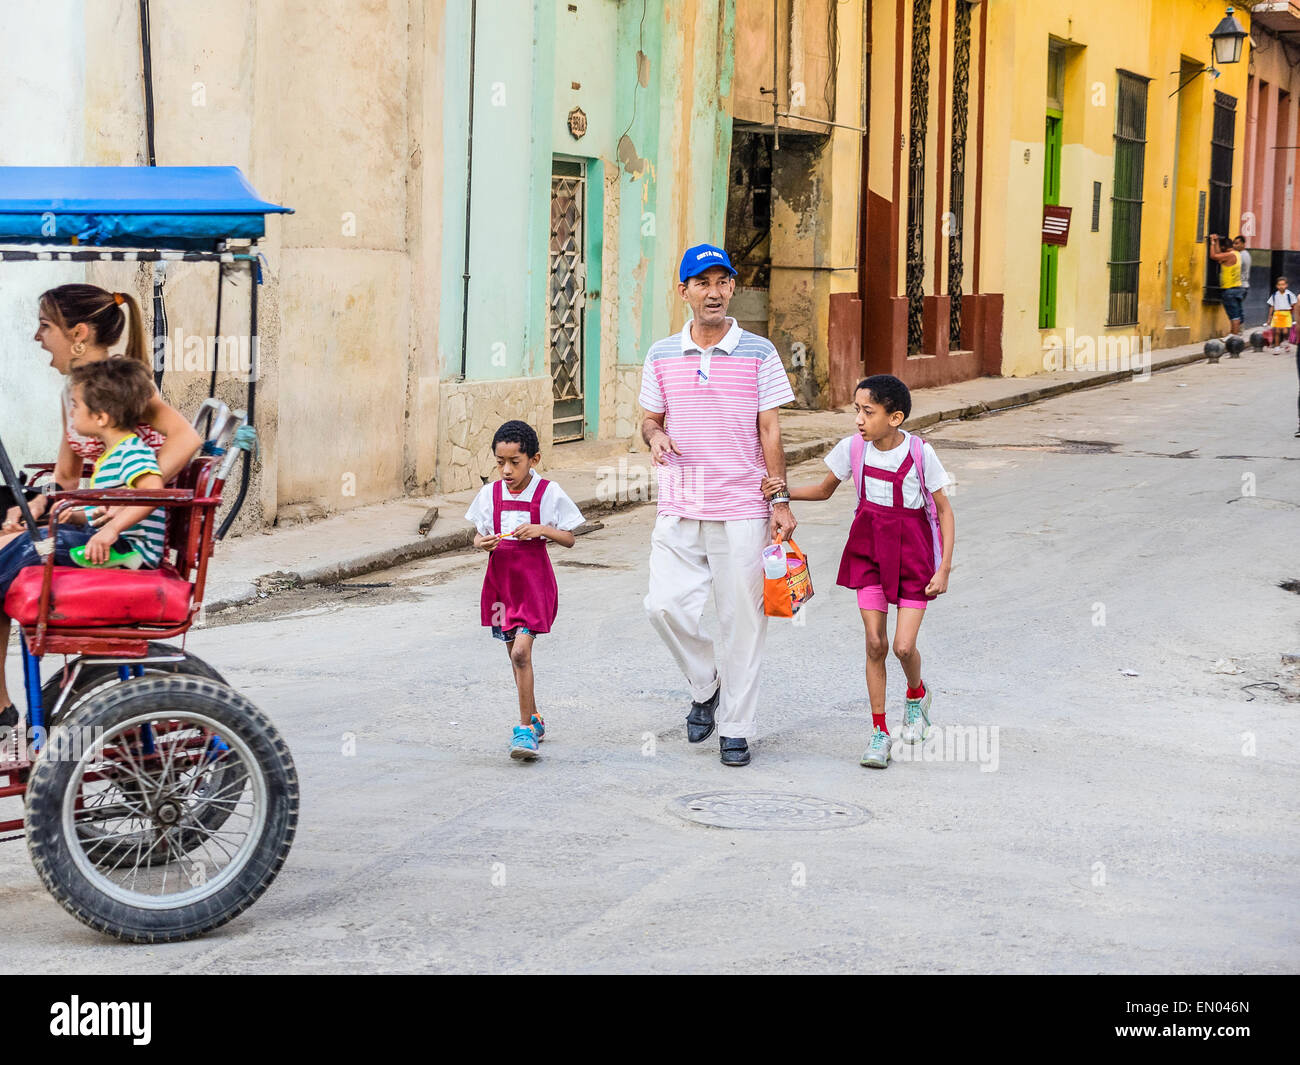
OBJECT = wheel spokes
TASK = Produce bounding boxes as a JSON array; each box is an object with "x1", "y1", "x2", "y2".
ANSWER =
[{"x1": 62, "y1": 711, "x2": 266, "y2": 907}]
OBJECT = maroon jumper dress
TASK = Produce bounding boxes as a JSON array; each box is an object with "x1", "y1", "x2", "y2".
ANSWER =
[
  {"x1": 836, "y1": 446, "x2": 937, "y2": 605},
  {"x1": 480, "y1": 478, "x2": 560, "y2": 634}
]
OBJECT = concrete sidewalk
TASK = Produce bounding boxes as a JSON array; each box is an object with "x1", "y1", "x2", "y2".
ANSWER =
[{"x1": 204, "y1": 340, "x2": 1208, "y2": 612}]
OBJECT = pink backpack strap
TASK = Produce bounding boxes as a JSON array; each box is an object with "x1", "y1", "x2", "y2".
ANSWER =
[
  {"x1": 909, "y1": 434, "x2": 944, "y2": 570},
  {"x1": 908, "y1": 435, "x2": 928, "y2": 497},
  {"x1": 850, "y1": 434, "x2": 865, "y2": 502}
]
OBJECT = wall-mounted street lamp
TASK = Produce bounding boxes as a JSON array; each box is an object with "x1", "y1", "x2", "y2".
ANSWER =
[
  {"x1": 1210, "y1": 6, "x2": 1248, "y2": 65},
  {"x1": 1170, "y1": 6, "x2": 1248, "y2": 96}
]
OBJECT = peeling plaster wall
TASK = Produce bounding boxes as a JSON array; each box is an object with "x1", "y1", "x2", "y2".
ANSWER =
[
  {"x1": 727, "y1": 0, "x2": 864, "y2": 409},
  {"x1": 616, "y1": 1, "x2": 735, "y2": 365},
  {"x1": 437, "y1": 0, "x2": 735, "y2": 469},
  {"x1": 15, "y1": 0, "x2": 740, "y2": 521}
]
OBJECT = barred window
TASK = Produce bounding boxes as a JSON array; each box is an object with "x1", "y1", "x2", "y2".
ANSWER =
[{"x1": 1107, "y1": 70, "x2": 1150, "y2": 326}]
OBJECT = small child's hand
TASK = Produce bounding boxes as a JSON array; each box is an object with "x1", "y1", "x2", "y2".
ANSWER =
[
  {"x1": 478, "y1": 533, "x2": 503, "y2": 552},
  {"x1": 760, "y1": 476, "x2": 787, "y2": 500},
  {"x1": 511, "y1": 523, "x2": 544, "y2": 541},
  {"x1": 84, "y1": 529, "x2": 116, "y2": 565},
  {"x1": 925, "y1": 568, "x2": 950, "y2": 597}
]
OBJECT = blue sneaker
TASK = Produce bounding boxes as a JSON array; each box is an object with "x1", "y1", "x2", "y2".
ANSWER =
[
  {"x1": 510, "y1": 725, "x2": 539, "y2": 761},
  {"x1": 530, "y1": 715, "x2": 545, "y2": 743}
]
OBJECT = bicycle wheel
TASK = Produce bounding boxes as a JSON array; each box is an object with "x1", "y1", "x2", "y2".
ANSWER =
[
  {"x1": 25, "y1": 676, "x2": 298, "y2": 943},
  {"x1": 38, "y1": 646, "x2": 235, "y2": 864}
]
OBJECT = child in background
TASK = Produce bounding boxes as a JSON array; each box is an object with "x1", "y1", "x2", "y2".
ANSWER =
[
  {"x1": 764, "y1": 375, "x2": 955, "y2": 770},
  {"x1": 465, "y1": 420, "x2": 585, "y2": 761},
  {"x1": 1266, "y1": 276, "x2": 1297, "y2": 354}
]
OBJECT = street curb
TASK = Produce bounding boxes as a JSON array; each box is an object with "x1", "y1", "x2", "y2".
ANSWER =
[
  {"x1": 204, "y1": 495, "x2": 647, "y2": 614},
  {"x1": 206, "y1": 350, "x2": 1206, "y2": 613}
]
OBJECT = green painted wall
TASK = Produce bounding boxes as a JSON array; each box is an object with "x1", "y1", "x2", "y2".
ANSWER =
[
  {"x1": 439, "y1": 0, "x2": 546, "y2": 383},
  {"x1": 440, "y1": 0, "x2": 737, "y2": 422},
  {"x1": 614, "y1": 1, "x2": 735, "y2": 366}
]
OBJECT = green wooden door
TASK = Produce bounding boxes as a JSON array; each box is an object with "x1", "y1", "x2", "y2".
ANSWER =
[{"x1": 1039, "y1": 112, "x2": 1062, "y2": 329}]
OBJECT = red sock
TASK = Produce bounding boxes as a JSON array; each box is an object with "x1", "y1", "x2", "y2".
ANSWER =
[
  {"x1": 907, "y1": 682, "x2": 926, "y2": 699},
  {"x1": 872, "y1": 712, "x2": 888, "y2": 735}
]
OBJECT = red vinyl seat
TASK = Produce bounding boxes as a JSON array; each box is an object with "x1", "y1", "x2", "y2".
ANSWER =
[{"x1": 4, "y1": 566, "x2": 194, "y2": 627}]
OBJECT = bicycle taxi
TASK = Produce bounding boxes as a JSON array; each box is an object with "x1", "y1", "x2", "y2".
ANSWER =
[{"x1": 0, "y1": 166, "x2": 298, "y2": 941}]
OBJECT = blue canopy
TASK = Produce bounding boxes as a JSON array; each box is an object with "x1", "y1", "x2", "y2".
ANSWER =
[{"x1": 0, "y1": 166, "x2": 292, "y2": 250}]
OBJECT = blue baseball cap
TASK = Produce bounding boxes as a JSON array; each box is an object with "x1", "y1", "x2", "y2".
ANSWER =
[{"x1": 679, "y1": 243, "x2": 737, "y2": 283}]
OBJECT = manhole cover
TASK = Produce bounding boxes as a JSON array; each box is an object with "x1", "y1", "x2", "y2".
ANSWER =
[{"x1": 668, "y1": 791, "x2": 870, "y2": 831}]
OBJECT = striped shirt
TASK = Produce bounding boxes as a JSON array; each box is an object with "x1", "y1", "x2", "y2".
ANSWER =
[
  {"x1": 639, "y1": 318, "x2": 795, "y2": 520},
  {"x1": 90, "y1": 434, "x2": 166, "y2": 567}
]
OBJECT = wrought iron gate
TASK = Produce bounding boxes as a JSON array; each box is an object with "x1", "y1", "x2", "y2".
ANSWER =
[
  {"x1": 1203, "y1": 91, "x2": 1237, "y2": 300},
  {"x1": 549, "y1": 162, "x2": 586, "y2": 443},
  {"x1": 948, "y1": 0, "x2": 972, "y2": 348},
  {"x1": 906, "y1": 0, "x2": 932, "y2": 356}
]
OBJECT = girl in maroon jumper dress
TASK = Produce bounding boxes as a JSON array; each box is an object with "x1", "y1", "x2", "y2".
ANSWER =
[
  {"x1": 465, "y1": 421, "x2": 585, "y2": 762},
  {"x1": 764, "y1": 376, "x2": 955, "y2": 769}
]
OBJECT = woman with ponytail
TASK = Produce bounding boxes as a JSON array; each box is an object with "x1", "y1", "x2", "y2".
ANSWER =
[{"x1": 0, "y1": 283, "x2": 201, "y2": 726}]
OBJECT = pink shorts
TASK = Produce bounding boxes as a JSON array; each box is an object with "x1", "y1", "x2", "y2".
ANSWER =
[{"x1": 857, "y1": 584, "x2": 928, "y2": 612}]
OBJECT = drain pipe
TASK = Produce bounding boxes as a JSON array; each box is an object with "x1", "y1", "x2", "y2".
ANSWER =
[
  {"x1": 459, "y1": 0, "x2": 478, "y2": 381},
  {"x1": 139, "y1": 0, "x2": 168, "y2": 389},
  {"x1": 139, "y1": 0, "x2": 157, "y2": 167}
]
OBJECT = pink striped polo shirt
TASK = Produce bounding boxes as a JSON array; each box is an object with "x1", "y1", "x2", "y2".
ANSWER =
[{"x1": 639, "y1": 318, "x2": 795, "y2": 521}]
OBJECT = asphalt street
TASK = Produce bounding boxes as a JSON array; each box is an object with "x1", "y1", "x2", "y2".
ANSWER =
[{"x1": 3, "y1": 351, "x2": 1297, "y2": 973}]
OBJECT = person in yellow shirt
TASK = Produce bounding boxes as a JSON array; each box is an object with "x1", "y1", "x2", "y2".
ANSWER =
[{"x1": 1208, "y1": 234, "x2": 1244, "y2": 335}]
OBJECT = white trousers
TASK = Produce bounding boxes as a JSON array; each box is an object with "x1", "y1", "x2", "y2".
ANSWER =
[{"x1": 644, "y1": 515, "x2": 770, "y2": 739}]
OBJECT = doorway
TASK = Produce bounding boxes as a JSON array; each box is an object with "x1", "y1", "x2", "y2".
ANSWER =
[
  {"x1": 549, "y1": 159, "x2": 586, "y2": 443},
  {"x1": 1040, "y1": 41, "x2": 1065, "y2": 330}
]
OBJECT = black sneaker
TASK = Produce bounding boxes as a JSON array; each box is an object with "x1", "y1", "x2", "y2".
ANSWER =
[
  {"x1": 686, "y1": 687, "x2": 720, "y2": 744},
  {"x1": 720, "y1": 736, "x2": 750, "y2": 766}
]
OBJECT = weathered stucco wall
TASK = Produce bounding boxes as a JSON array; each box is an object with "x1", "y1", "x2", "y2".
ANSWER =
[
  {"x1": 271, "y1": 0, "x2": 413, "y2": 514},
  {"x1": 0, "y1": 0, "x2": 88, "y2": 469},
  {"x1": 438, "y1": 376, "x2": 554, "y2": 491},
  {"x1": 44, "y1": 0, "x2": 429, "y2": 528},
  {"x1": 730, "y1": 0, "x2": 864, "y2": 407},
  {"x1": 6, "y1": 0, "x2": 744, "y2": 525},
  {"x1": 732, "y1": 0, "x2": 835, "y2": 133}
]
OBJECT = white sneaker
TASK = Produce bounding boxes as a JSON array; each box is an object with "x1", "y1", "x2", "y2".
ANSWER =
[
  {"x1": 860, "y1": 727, "x2": 892, "y2": 769},
  {"x1": 901, "y1": 685, "x2": 933, "y2": 744}
]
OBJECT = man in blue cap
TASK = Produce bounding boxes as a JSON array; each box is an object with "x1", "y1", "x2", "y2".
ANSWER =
[{"x1": 639, "y1": 243, "x2": 797, "y2": 766}]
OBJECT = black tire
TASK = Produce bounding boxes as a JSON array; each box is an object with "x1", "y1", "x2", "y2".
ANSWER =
[
  {"x1": 25, "y1": 676, "x2": 298, "y2": 943},
  {"x1": 39, "y1": 647, "x2": 235, "y2": 864},
  {"x1": 39, "y1": 643, "x2": 226, "y2": 730}
]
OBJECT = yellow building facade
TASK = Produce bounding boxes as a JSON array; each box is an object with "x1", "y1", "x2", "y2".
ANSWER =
[
  {"x1": 733, "y1": 0, "x2": 1255, "y2": 397},
  {"x1": 984, "y1": 0, "x2": 1252, "y2": 376}
]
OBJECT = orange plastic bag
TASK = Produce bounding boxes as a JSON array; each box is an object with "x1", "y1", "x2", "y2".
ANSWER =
[{"x1": 762, "y1": 539, "x2": 814, "y2": 618}]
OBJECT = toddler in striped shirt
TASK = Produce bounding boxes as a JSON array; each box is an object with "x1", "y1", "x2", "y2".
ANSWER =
[
  {"x1": 64, "y1": 359, "x2": 168, "y2": 568},
  {"x1": 0, "y1": 359, "x2": 166, "y2": 573}
]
